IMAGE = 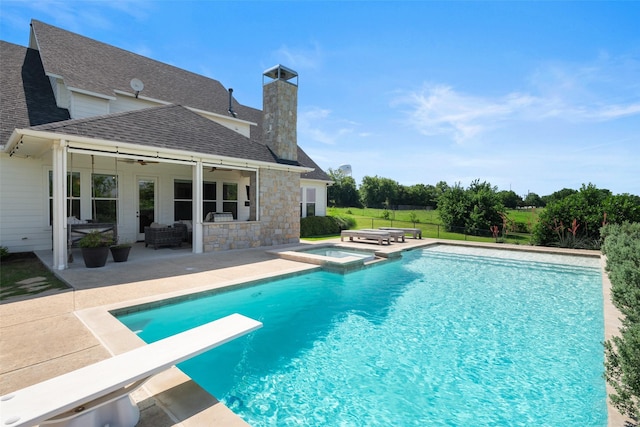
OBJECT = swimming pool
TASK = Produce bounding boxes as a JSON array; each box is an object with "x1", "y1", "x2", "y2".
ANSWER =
[{"x1": 117, "y1": 246, "x2": 607, "y2": 426}]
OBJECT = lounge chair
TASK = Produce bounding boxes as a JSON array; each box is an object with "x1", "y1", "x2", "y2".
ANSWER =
[
  {"x1": 379, "y1": 227, "x2": 422, "y2": 239},
  {"x1": 340, "y1": 229, "x2": 391, "y2": 245},
  {"x1": 360, "y1": 228, "x2": 405, "y2": 243}
]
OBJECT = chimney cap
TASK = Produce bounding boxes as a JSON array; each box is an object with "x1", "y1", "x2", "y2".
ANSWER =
[{"x1": 263, "y1": 64, "x2": 298, "y2": 85}]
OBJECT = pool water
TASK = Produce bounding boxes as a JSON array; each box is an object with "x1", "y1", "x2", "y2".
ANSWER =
[{"x1": 117, "y1": 246, "x2": 607, "y2": 426}]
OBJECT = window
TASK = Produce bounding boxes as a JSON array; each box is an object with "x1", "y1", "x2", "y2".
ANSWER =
[
  {"x1": 174, "y1": 180, "x2": 217, "y2": 221},
  {"x1": 203, "y1": 181, "x2": 217, "y2": 217},
  {"x1": 92, "y1": 173, "x2": 118, "y2": 223},
  {"x1": 306, "y1": 188, "x2": 316, "y2": 217},
  {"x1": 49, "y1": 171, "x2": 80, "y2": 225},
  {"x1": 300, "y1": 188, "x2": 304, "y2": 217},
  {"x1": 222, "y1": 182, "x2": 238, "y2": 219},
  {"x1": 174, "y1": 180, "x2": 192, "y2": 220}
]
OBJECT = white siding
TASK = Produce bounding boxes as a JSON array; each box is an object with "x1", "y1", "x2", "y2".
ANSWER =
[
  {"x1": 300, "y1": 179, "x2": 328, "y2": 217},
  {"x1": 0, "y1": 154, "x2": 52, "y2": 252},
  {"x1": 110, "y1": 95, "x2": 159, "y2": 114},
  {"x1": 50, "y1": 76, "x2": 70, "y2": 110},
  {"x1": 70, "y1": 92, "x2": 109, "y2": 119},
  {"x1": 198, "y1": 112, "x2": 252, "y2": 138}
]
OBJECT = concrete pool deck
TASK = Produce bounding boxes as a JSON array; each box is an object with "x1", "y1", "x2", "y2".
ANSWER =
[{"x1": 0, "y1": 239, "x2": 632, "y2": 426}]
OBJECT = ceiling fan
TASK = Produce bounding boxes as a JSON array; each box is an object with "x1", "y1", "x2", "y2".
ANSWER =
[
  {"x1": 118, "y1": 159, "x2": 159, "y2": 166},
  {"x1": 206, "y1": 166, "x2": 233, "y2": 172}
]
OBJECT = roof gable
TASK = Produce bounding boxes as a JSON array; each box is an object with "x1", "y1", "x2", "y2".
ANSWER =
[
  {"x1": 31, "y1": 20, "x2": 235, "y2": 116},
  {"x1": 0, "y1": 41, "x2": 70, "y2": 144}
]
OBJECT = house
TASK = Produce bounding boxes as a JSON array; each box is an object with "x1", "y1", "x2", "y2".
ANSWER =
[{"x1": 0, "y1": 19, "x2": 331, "y2": 269}]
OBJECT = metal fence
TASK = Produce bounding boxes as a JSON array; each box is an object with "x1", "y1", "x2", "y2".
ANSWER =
[{"x1": 357, "y1": 218, "x2": 531, "y2": 244}]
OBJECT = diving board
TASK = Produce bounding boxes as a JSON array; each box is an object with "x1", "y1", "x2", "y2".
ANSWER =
[{"x1": 0, "y1": 313, "x2": 262, "y2": 427}]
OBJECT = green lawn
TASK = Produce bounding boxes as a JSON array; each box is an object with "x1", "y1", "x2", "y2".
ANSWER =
[
  {"x1": 326, "y1": 207, "x2": 539, "y2": 244},
  {"x1": 0, "y1": 253, "x2": 70, "y2": 301}
]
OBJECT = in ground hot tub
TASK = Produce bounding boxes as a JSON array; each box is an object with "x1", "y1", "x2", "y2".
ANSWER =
[
  {"x1": 300, "y1": 247, "x2": 376, "y2": 262},
  {"x1": 271, "y1": 244, "x2": 381, "y2": 271}
]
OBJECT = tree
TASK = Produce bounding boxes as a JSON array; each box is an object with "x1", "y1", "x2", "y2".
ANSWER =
[
  {"x1": 434, "y1": 181, "x2": 449, "y2": 209},
  {"x1": 497, "y1": 190, "x2": 522, "y2": 209},
  {"x1": 542, "y1": 187, "x2": 577, "y2": 205},
  {"x1": 437, "y1": 182, "x2": 469, "y2": 230},
  {"x1": 359, "y1": 175, "x2": 400, "y2": 208},
  {"x1": 404, "y1": 183, "x2": 438, "y2": 207},
  {"x1": 523, "y1": 192, "x2": 544, "y2": 207},
  {"x1": 465, "y1": 180, "x2": 505, "y2": 233},
  {"x1": 327, "y1": 168, "x2": 360, "y2": 207},
  {"x1": 438, "y1": 180, "x2": 505, "y2": 234},
  {"x1": 602, "y1": 193, "x2": 640, "y2": 225}
]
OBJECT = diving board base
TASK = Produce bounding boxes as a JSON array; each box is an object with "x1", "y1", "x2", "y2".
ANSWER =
[{"x1": 40, "y1": 393, "x2": 139, "y2": 427}]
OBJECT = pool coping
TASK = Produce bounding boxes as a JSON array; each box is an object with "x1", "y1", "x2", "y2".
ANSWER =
[{"x1": 12, "y1": 239, "x2": 632, "y2": 426}]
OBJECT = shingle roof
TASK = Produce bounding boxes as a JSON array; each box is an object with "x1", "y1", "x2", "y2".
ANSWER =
[
  {"x1": 30, "y1": 104, "x2": 280, "y2": 164},
  {"x1": 298, "y1": 147, "x2": 331, "y2": 181},
  {"x1": 0, "y1": 41, "x2": 70, "y2": 144},
  {"x1": 31, "y1": 20, "x2": 234, "y2": 116},
  {"x1": 2, "y1": 21, "x2": 330, "y2": 180}
]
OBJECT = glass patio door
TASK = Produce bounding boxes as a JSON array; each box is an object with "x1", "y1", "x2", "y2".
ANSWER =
[{"x1": 136, "y1": 177, "x2": 157, "y2": 241}]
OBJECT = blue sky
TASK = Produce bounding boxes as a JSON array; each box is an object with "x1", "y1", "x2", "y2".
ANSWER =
[{"x1": 1, "y1": 1, "x2": 639, "y2": 197}]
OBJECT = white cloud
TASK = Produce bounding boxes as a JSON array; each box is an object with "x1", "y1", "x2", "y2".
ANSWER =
[
  {"x1": 298, "y1": 107, "x2": 363, "y2": 145},
  {"x1": 393, "y1": 84, "x2": 537, "y2": 143},
  {"x1": 393, "y1": 53, "x2": 640, "y2": 143},
  {"x1": 593, "y1": 103, "x2": 640, "y2": 120},
  {"x1": 272, "y1": 42, "x2": 323, "y2": 70},
  {"x1": 10, "y1": 0, "x2": 152, "y2": 34}
]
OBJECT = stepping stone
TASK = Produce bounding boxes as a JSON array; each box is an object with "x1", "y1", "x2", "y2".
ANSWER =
[
  {"x1": 19, "y1": 281, "x2": 48, "y2": 290},
  {"x1": 16, "y1": 277, "x2": 47, "y2": 285},
  {"x1": 25, "y1": 284, "x2": 50, "y2": 292}
]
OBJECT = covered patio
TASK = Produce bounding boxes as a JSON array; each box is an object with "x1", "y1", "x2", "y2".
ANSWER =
[{"x1": 5, "y1": 104, "x2": 311, "y2": 270}]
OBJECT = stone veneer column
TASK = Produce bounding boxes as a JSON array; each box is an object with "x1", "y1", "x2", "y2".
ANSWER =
[
  {"x1": 263, "y1": 78, "x2": 298, "y2": 162},
  {"x1": 259, "y1": 169, "x2": 300, "y2": 245}
]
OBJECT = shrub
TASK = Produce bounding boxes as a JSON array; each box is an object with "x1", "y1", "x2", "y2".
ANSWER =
[
  {"x1": 512, "y1": 221, "x2": 529, "y2": 233},
  {"x1": 602, "y1": 222, "x2": 640, "y2": 420},
  {"x1": 532, "y1": 184, "x2": 640, "y2": 247},
  {"x1": 77, "y1": 231, "x2": 113, "y2": 248},
  {"x1": 0, "y1": 246, "x2": 9, "y2": 259},
  {"x1": 300, "y1": 215, "x2": 355, "y2": 238},
  {"x1": 438, "y1": 180, "x2": 504, "y2": 234}
]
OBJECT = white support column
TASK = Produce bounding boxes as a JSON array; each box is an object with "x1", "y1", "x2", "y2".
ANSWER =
[
  {"x1": 52, "y1": 140, "x2": 68, "y2": 270},
  {"x1": 192, "y1": 160, "x2": 204, "y2": 253},
  {"x1": 255, "y1": 169, "x2": 260, "y2": 221}
]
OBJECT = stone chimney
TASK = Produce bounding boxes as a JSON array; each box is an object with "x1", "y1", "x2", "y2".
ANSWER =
[{"x1": 262, "y1": 65, "x2": 298, "y2": 162}]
